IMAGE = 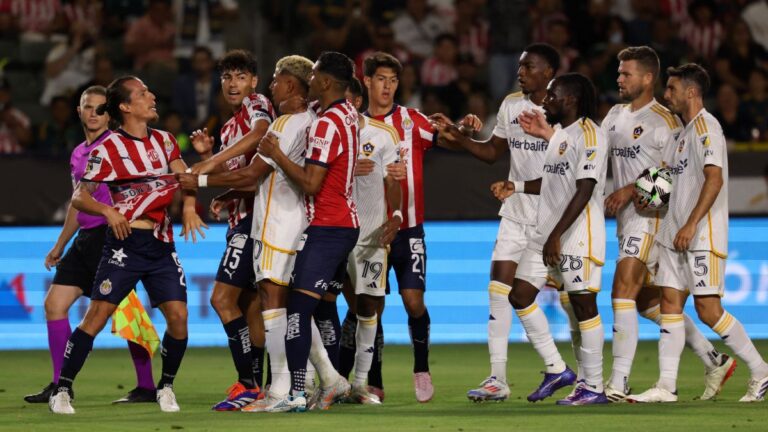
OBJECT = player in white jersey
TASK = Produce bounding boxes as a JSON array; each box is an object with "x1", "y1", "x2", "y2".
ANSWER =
[
  {"x1": 601, "y1": 47, "x2": 734, "y2": 402},
  {"x1": 432, "y1": 43, "x2": 572, "y2": 402},
  {"x1": 629, "y1": 64, "x2": 768, "y2": 403},
  {"x1": 492, "y1": 73, "x2": 609, "y2": 405}
]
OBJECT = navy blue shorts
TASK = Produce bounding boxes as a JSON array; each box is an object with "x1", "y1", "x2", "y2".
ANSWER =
[
  {"x1": 215, "y1": 215, "x2": 256, "y2": 291},
  {"x1": 52, "y1": 225, "x2": 107, "y2": 297},
  {"x1": 291, "y1": 226, "x2": 359, "y2": 296},
  {"x1": 387, "y1": 224, "x2": 427, "y2": 294},
  {"x1": 91, "y1": 229, "x2": 188, "y2": 307}
]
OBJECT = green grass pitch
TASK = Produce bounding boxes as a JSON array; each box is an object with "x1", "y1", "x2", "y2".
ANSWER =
[{"x1": 2, "y1": 341, "x2": 768, "y2": 431}]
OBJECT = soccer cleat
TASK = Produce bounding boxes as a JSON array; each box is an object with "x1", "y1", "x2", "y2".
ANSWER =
[
  {"x1": 701, "y1": 355, "x2": 737, "y2": 400},
  {"x1": 367, "y1": 386, "x2": 385, "y2": 402},
  {"x1": 556, "y1": 382, "x2": 609, "y2": 406},
  {"x1": 256, "y1": 392, "x2": 307, "y2": 413},
  {"x1": 112, "y1": 386, "x2": 157, "y2": 404},
  {"x1": 26, "y1": 382, "x2": 70, "y2": 404},
  {"x1": 414, "y1": 372, "x2": 434, "y2": 403},
  {"x1": 156, "y1": 385, "x2": 181, "y2": 412},
  {"x1": 49, "y1": 387, "x2": 75, "y2": 414},
  {"x1": 626, "y1": 385, "x2": 678, "y2": 403},
  {"x1": 242, "y1": 391, "x2": 283, "y2": 412},
  {"x1": 310, "y1": 377, "x2": 351, "y2": 410},
  {"x1": 211, "y1": 382, "x2": 262, "y2": 411},
  {"x1": 527, "y1": 366, "x2": 577, "y2": 402},
  {"x1": 739, "y1": 376, "x2": 768, "y2": 402},
  {"x1": 605, "y1": 383, "x2": 631, "y2": 403},
  {"x1": 346, "y1": 384, "x2": 382, "y2": 405},
  {"x1": 466, "y1": 376, "x2": 510, "y2": 402}
]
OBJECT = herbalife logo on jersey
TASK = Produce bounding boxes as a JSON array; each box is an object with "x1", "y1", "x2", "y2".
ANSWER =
[
  {"x1": 611, "y1": 145, "x2": 642, "y2": 158},
  {"x1": 509, "y1": 138, "x2": 548, "y2": 152},
  {"x1": 544, "y1": 161, "x2": 570, "y2": 175},
  {"x1": 670, "y1": 158, "x2": 688, "y2": 175}
]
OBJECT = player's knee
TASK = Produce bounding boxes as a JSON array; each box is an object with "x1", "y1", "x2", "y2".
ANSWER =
[
  {"x1": 570, "y1": 295, "x2": 598, "y2": 321},
  {"x1": 401, "y1": 294, "x2": 425, "y2": 317},
  {"x1": 508, "y1": 288, "x2": 535, "y2": 310},
  {"x1": 80, "y1": 302, "x2": 115, "y2": 335},
  {"x1": 694, "y1": 299, "x2": 723, "y2": 328},
  {"x1": 44, "y1": 295, "x2": 66, "y2": 320},
  {"x1": 210, "y1": 289, "x2": 238, "y2": 316}
]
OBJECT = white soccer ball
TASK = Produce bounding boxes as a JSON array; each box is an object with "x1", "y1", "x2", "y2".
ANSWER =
[{"x1": 634, "y1": 167, "x2": 673, "y2": 210}]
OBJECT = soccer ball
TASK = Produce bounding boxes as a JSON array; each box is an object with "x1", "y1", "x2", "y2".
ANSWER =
[{"x1": 634, "y1": 167, "x2": 673, "y2": 210}]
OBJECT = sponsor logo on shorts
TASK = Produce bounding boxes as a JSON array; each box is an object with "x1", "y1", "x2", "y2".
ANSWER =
[
  {"x1": 109, "y1": 248, "x2": 128, "y2": 267},
  {"x1": 409, "y1": 238, "x2": 425, "y2": 254},
  {"x1": 315, "y1": 279, "x2": 328, "y2": 291},
  {"x1": 99, "y1": 279, "x2": 113, "y2": 295},
  {"x1": 229, "y1": 233, "x2": 248, "y2": 249}
]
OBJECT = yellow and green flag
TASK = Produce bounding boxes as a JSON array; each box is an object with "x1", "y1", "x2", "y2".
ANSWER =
[{"x1": 111, "y1": 290, "x2": 160, "y2": 356}]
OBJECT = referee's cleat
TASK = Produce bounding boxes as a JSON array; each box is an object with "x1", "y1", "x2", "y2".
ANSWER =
[
  {"x1": 626, "y1": 384, "x2": 678, "y2": 403},
  {"x1": 212, "y1": 382, "x2": 262, "y2": 411},
  {"x1": 739, "y1": 375, "x2": 768, "y2": 402},
  {"x1": 467, "y1": 376, "x2": 510, "y2": 402},
  {"x1": 49, "y1": 387, "x2": 75, "y2": 415},
  {"x1": 527, "y1": 366, "x2": 577, "y2": 402},
  {"x1": 605, "y1": 383, "x2": 631, "y2": 403},
  {"x1": 156, "y1": 385, "x2": 181, "y2": 412},
  {"x1": 701, "y1": 354, "x2": 737, "y2": 400},
  {"x1": 113, "y1": 386, "x2": 157, "y2": 404},
  {"x1": 556, "y1": 382, "x2": 609, "y2": 406},
  {"x1": 26, "y1": 382, "x2": 69, "y2": 404}
]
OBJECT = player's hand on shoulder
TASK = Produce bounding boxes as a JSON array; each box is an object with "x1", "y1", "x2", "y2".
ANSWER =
[
  {"x1": 279, "y1": 95, "x2": 308, "y2": 115},
  {"x1": 180, "y1": 208, "x2": 208, "y2": 243},
  {"x1": 518, "y1": 110, "x2": 554, "y2": 140},
  {"x1": 257, "y1": 133, "x2": 279, "y2": 158},
  {"x1": 490, "y1": 180, "x2": 515, "y2": 201},
  {"x1": 379, "y1": 214, "x2": 402, "y2": 246},
  {"x1": 605, "y1": 186, "x2": 633, "y2": 216},
  {"x1": 386, "y1": 161, "x2": 406, "y2": 181},
  {"x1": 104, "y1": 207, "x2": 131, "y2": 240},
  {"x1": 355, "y1": 158, "x2": 375, "y2": 176},
  {"x1": 190, "y1": 128, "x2": 214, "y2": 156},
  {"x1": 44, "y1": 245, "x2": 64, "y2": 271},
  {"x1": 458, "y1": 114, "x2": 483, "y2": 136},
  {"x1": 175, "y1": 173, "x2": 199, "y2": 191}
]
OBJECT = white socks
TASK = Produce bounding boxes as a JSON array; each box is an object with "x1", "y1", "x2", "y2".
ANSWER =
[
  {"x1": 712, "y1": 311, "x2": 768, "y2": 379},
  {"x1": 353, "y1": 314, "x2": 378, "y2": 386},
  {"x1": 488, "y1": 281, "x2": 512, "y2": 382},
  {"x1": 683, "y1": 312, "x2": 720, "y2": 371},
  {"x1": 559, "y1": 292, "x2": 583, "y2": 380},
  {"x1": 515, "y1": 303, "x2": 565, "y2": 374},
  {"x1": 310, "y1": 320, "x2": 340, "y2": 387},
  {"x1": 610, "y1": 298, "x2": 638, "y2": 390},
  {"x1": 658, "y1": 314, "x2": 685, "y2": 392},
  {"x1": 579, "y1": 315, "x2": 605, "y2": 393},
  {"x1": 262, "y1": 308, "x2": 290, "y2": 395}
]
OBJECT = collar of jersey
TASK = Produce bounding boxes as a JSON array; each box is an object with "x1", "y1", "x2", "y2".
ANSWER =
[
  {"x1": 85, "y1": 129, "x2": 112, "y2": 149},
  {"x1": 625, "y1": 98, "x2": 657, "y2": 116},
  {"x1": 117, "y1": 127, "x2": 151, "y2": 141},
  {"x1": 322, "y1": 98, "x2": 348, "y2": 113},
  {"x1": 683, "y1": 108, "x2": 707, "y2": 130},
  {"x1": 364, "y1": 103, "x2": 398, "y2": 119}
]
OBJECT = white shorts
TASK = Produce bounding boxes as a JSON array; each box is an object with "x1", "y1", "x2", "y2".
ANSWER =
[
  {"x1": 253, "y1": 240, "x2": 296, "y2": 287},
  {"x1": 347, "y1": 244, "x2": 387, "y2": 297},
  {"x1": 491, "y1": 218, "x2": 533, "y2": 262},
  {"x1": 654, "y1": 244, "x2": 725, "y2": 296},
  {"x1": 618, "y1": 231, "x2": 660, "y2": 286},
  {"x1": 516, "y1": 247, "x2": 602, "y2": 294}
]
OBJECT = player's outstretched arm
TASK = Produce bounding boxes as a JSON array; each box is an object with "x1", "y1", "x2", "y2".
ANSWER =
[
  {"x1": 170, "y1": 159, "x2": 209, "y2": 243},
  {"x1": 190, "y1": 119, "x2": 270, "y2": 174},
  {"x1": 259, "y1": 132, "x2": 327, "y2": 195},
  {"x1": 72, "y1": 181, "x2": 131, "y2": 240},
  {"x1": 45, "y1": 203, "x2": 80, "y2": 270},
  {"x1": 543, "y1": 178, "x2": 596, "y2": 266},
  {"x1": 429, "y1": 113, "x2": 507, "y2": 163},
  {"x1": 674, "y1": 165, "x2": 723, "y2": 251},
  {"x1": 178, "y1": 157, "x2": 273, "y2": 191}
]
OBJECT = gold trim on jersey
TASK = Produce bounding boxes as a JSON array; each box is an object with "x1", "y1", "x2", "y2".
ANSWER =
[
  {"x1": 706, "y1": 212, "x2": 727, "y2": 258},
  {"x1": 650, "y1": 104, "x2": 679, "y2": 130},
  {"x1": 579, "y1": 119, "x2": 598, "y2": 148},
  {"x1": 367, "y1": 117, "x2": 400, "y2": 146},
  {"x1": 585, "y1": 204, "x2": 605, "y2": 265},
  {"x1": 694, "y1": 115, "x2": 708, "y2": 136},
  {"x1": 710, "y1": 252, "x2": 721, "y2": 287},
  {"x1": 504, "y1": 91, "x2": 524, "y2": 102},
  {"x1": 639, "y1": 233, "x2": 654, "y2": 263},
  {"x1": 272, "y1": 114, "x2": 292, "y2": 133}
]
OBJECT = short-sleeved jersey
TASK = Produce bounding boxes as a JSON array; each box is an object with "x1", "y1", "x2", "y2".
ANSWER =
[
  {"x1": 252, "y1": 111, "x2": 315, "y2": 252},
  {"x1": 492, "y1": 92, "x2": 549, "y2": 225},
  {"x1": 305, "y1": 99, "x2": 359, "y2": 228},
  {"x1": 657, "y1": 109, "x2": 728, "y2": 256},
  {"x1": 602, "y1": 100, "x2": 682, "y2": 237},
  {"x1": 70, "y1": 130, "x2": 112, "y2": 229},
  {"x1": 530, "y1": 119, "x2": 609, "y2": 263},
  {"x1": 219, "y1": 93, "x2": 275, "y2": 228},
  {"x1": 366, "y1": 104, "x2": 436, "y2": 229},
  {"x1": 355, "y1": 116, "x2": 400, "y2": 246},
  {"x1": 82, "y1": 128, "x2": 182, "y2": 243}
]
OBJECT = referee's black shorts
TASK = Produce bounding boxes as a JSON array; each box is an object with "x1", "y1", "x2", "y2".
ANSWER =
[{"x1": 52, "y1": 225, "x2": 107, "y2": 298}]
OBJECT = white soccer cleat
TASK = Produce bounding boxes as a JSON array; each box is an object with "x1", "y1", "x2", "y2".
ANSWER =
[
  {"x1": 466, "y1": 376, "x2": 510, "y2": 402},
  {"x1": 626, "y1": 385, "x2": 678, "y2": 403},
  {"x1": 605, "y1": 383, "x2": 630, "y2": 403},
  {"x1": 739, "y1": 376, "x2": 768, "y2": 402},
  {"x1": 701, "y1": 355, "x2": 737, "y2": 400},
  {"x1": 347, "y1": 384, "x2": 382, "y2": 405},
  {"x1": 261, "y1": 392, "x2": 307, "y2": 412},
  {"x1": 309, "y1": 377, "x2": 351, "y2": 410},
  {"x1": 49, "y1": 387, "x2": 75, "y2": 415},
  {"x1": 156, "y1": 386, "x2": 180, "y2": 412}
]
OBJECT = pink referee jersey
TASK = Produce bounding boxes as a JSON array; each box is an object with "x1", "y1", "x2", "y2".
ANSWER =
[{"x1": 70, "y1": 130, "x2": 112, "y2": 229}]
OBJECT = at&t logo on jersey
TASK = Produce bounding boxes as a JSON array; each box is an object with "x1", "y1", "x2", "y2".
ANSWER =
[
  {"x1": 509, "y1": 138, "x2": 548, "y2": 152},
  {"x1": 611, "y1": 145, "x2": 641, "y2": 158},
  {"x1": 544, "y1": 161, "x2": 570, "y2": 175},
  {"x1": 670, "y1": 158, "x2": 688, "y2": 175}
]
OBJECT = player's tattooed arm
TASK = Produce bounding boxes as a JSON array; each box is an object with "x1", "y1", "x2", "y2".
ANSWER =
[
  {"x1": 674, "y1": 165, "x2": 723, "y2": 251},
  {"x1": 190, "y1": 119, "x2": 270, "y2": 174},
  {"x1": 429, "y1": 113, "x2": 507, "y2": 163},
  {"x1": 542, "y1": 178, "x2": 596, "y2": 266},
  {"x1": 71, "y1": 181, "x2": 132, "y2": 240}
]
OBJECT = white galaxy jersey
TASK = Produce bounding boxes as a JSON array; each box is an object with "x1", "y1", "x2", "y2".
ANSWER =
[
  {"x1": 251, "y1": 112, "x2": 315, "y2": 252},
  {"x1": 355, "y1": 116, "x2": 400, "y2": 246},
  {"x1": 492, "y1": 92, "x2": 549, "y2": 225},
  {"x1": 602, "y1": 100, "x2": 682, "y2": 236},
  {"x1": 530, "y1": 119, "x2": 609, "y2": 263},
  {"x1": 657, "y1": 109, "x2": 728, "y2": 256}
]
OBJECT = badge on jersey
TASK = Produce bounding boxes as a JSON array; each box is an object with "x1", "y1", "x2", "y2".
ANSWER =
[
  {"x1": 164, "y1": 138, "x2": 174, "y2": 156},
  {"x1": 677, "y1": 138, "x2": 685, "y2": 153},
  {"x1": 361, "y1": 142, "x2": 375, "y2": 157},
  {"x1": 632, "y1": 125, "x2": 644, "y2": 139},
  {"x1": 558, "y1": 140, "x2": 568, "y2": 155},
  {"x1": 586, "y1": 149, "x2": 596, "y2": 161},
  {"x1": 700, "y1": 135, "x2": 711, "y2": 147},
  {"x1": 402, "y1": 117, "x2": 414, "y2": 131},
  {"x1": 99, "y1": 279, "x2": 113, "y2": 295}
]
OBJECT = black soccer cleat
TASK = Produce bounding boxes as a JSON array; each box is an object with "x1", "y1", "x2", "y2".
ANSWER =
[
  {"x1": 112, "y1": 386, "x2": 157, "y2": 404},
  {"x1": 25, "y1": 382, "x2": 74, "y2": 403}
]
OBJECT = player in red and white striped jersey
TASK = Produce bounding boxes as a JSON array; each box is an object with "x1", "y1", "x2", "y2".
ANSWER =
[{"x1": 50, "y1": 76, "x2": 207, "y2": 415}]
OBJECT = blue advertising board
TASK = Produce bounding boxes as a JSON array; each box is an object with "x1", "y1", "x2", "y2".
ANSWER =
[{"x1": 0, "y1": 219, "x2": 766, "y2": 349}]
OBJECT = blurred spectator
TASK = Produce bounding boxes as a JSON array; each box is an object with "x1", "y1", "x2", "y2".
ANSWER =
[
  {"x1": 301, "y1": 0, "x2": 370, "y2": 56},
  {"x1": 546, "y1": 19, "x2": 578, "y2": 74},
  {"x1": 2, "y1": 0, "x2": 63, "y2": 41},
  {"x1": 742, "y1": 0, "x2": 768, "y2": 51},
  {"x1": 392, "y1": 0, "x2": 451, "y2": 60},
  {"x1": 74, "y1": 55, "x2": 114, "y2": 105},
  {"x1": 589, "y1": 15, "x2": 627, "y2": 94},
  {"x1": 0, "y1": 76, "x2": 32, "y2": 154},
  {"x1": 173, "y1": 0, "x2": 238, "y2": 60},
  {"x1": 531, "y1": 0, "x2": 566, "y2": 43},
  {"x1": 366, "y1": 0, "x2": 405, "y2": 24},
  {"x1": 569, "y1": 0, "x2": 611, "y2": 54},
  {"x1": 0, "y1": 3, "x2": 16, "y2": 39},
  {"x1": 396, "y1": 63, "x2": 422, "y2": 110},
  {"x1": 456, "y1": 54, "x2": 481, "y2": 98},
  {"x1": 355, "y1": 22, "x2": 410, "y2": 81},
  {"x1": 61, "y1": 0, "x2": 101, "y2": 39},
  {"x1": 102, "y1": 0, "x2": 146, "y2": 38},
  {"x1": 40, "y1": 22, "x2": 95, "y2": 105},
  {"x1": 467, "y1": 90, "x2": 494, "y2": 138},
  {"x1": 712, "y1": 83, "x2": 753, "y2": 142},
  {"x1": 34, "y1": 95, "x2": 79, "y2": 156},
  {"x1": 650, "y1": 18, "x2": 689, "y2": 74},
  {"x1": 163, "y1": 110, "x2": 191, "y2": 153},
  {"x1": 747, "y1": 164, "x2": 768, "y2": 211},
  {"x1": 421, "y1": 33, "x2": 458, "y2": 87},
  {"x1": 420, "y1": 87, "x2": 448, "y2": 116},
  {"x1": 171, "y1": 46, "x2": 219, "y2": 132},
  {"x1": 454, "y1": 0, "x2": 488, "y2": 65},
  {"x1": 660, "y1": 0, "x2": 691, "y2": 24},
  {"x1": 124, "y1": 0, "x2": 176, "y2": 71},
  {"x1": 679, "y1": 0, "x2": 723, "y2": 61},
  {"x1": 486, "y1": 0, "x2": 530, "y2": 103},
  {"x1": 714, "y1": 19, "x2": 768, "y2": 92},
  {"x1": 624, "y1": 0, "x2": 656, "y2": 46},
  {"x1": 741, "y1": 69, "x2": 768, "y2": 140}
]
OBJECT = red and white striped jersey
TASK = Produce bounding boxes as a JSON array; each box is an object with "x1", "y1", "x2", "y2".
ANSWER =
[
  {"x1": 679, "y1": 19, "x2": 723, "y2": 60},
  {"x1": 219, "y1": 92, "x2": 275, "y2": 228},
  {"x1": 366, "y1": 104, "x2": 436, "y2": 229},
  {"x1": 82, "y1": 128, "x2": 182, "y2": 243},
  {"x1": 305, "y1": 99, "x2": 359, "y2": 228},
  {"x1": 4, "y1": 0, "x2": 60, "y2": 33}
]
